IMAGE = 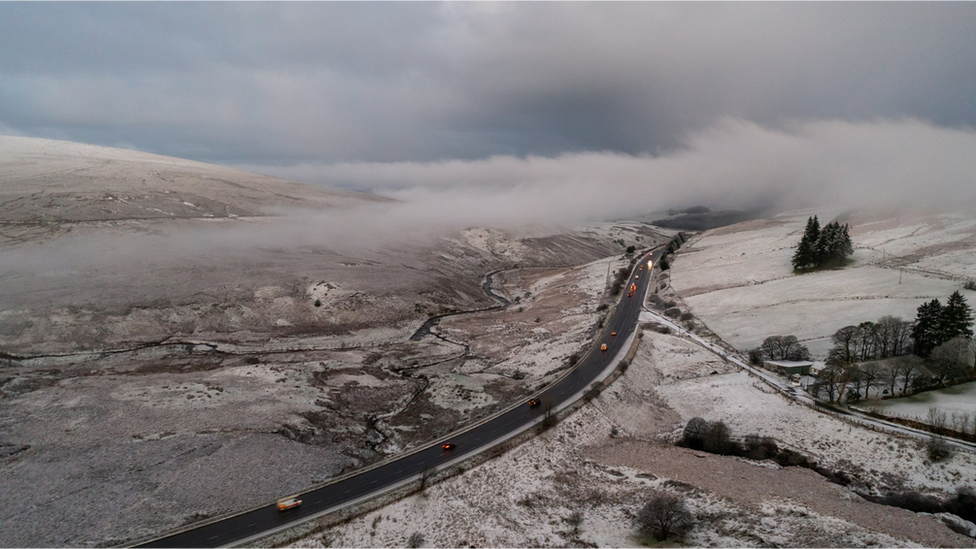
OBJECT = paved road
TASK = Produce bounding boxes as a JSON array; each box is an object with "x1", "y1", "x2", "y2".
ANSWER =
[{"x1": 137, "y1": 249, "x2": 663, "y2": 548}]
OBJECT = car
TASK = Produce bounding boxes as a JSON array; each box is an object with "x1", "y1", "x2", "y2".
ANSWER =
[
  {"x1": 635, "y1": 275, "x2": 639, "y2": 279},
  {"x1": 277, "y1": 495, "x2": 302, "y2": 512},
  {"x1": 441, "y1": 443, "x2": 456, "y2": 451},
  {"x1": 600, "y1": 343, "x2": 607, "y2": 351},
  {"x1": 528, "y1": 398, "x2": 540, "y2": 408},
  {"x1": 611, "y1": 331, "x2": 617, "y2": 336}
]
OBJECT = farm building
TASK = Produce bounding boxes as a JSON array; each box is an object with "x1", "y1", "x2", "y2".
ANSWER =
[{"x1": 763, "y1": 360, "x2": 814, "y2": 376}]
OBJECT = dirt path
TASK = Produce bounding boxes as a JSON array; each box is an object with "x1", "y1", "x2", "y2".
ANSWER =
[{"x1": 587, "y1": 440, "x2": 974, "y2": 548}]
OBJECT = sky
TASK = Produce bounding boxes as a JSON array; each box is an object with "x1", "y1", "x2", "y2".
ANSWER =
[{"x1": 2, "y1": 2, "x2": 976, "y2": 213}]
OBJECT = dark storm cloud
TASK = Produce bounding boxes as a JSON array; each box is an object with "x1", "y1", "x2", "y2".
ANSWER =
[{"x1": 1, "y1": 2, "x2": 975, "y2": 169}]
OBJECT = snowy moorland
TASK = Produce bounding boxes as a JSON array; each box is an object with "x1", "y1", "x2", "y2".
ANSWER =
[
  {"x1": 670, "y1": 209, "x2": 976, "y2": 356},
  {"x1": 285, "y1": 326, "x2": 974, "y2": 548},
  {"x1": 0, "y1": 137, "x2": 672, "y2": 546}
]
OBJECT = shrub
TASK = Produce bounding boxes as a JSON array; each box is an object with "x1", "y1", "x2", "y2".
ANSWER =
[
  {"x1": 880, "y1": 491, "x2": 943, "y2": 514},
  {"x1": 965, "y1": 280, "x2": 976, "y2": 291},
  {"x1": 407, "y1": 532, "x2": 424, "y2": 548},
  {"x1": 774, "y1": 449, "x2": 811, "y2": 468},
  {"x1": 682, "y1": 417, "x2": 710, "y2": 449},
  {"x1": 596, "y1": 303, "x2": 608, "y2": 311},
  {"x1": 927, "y1": 436, "x2": 955, "y2": 462},
  {"x1": 748, "y1": 348, "x2": 764, "y2": 366},
  {"x1": 743, "y1": 435, "x2": 778, "y2": 460},
  {"x1": 567, "y1": 510, "x2": 584, "y2": 535},
  {"x1": 702, "y1": 421, "x2": 733, "y2": 454},
  {"x1": 680, "y1": 312, "x2": 694, "y2": 321},
  {"x1": 635, "y1": 491, "x2": 694, "y2": 541},
  {"x1": 664, "y1": 307, "x2": 681, "y2": 318}
]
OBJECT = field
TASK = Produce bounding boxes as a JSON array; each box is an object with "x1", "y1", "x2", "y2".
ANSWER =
[
  {"x1": 669, "y1": 209, "x2": 976, "y2": 357},
  {"x1": 865, "y1": 380, "x2": 976, "y2": 422}
]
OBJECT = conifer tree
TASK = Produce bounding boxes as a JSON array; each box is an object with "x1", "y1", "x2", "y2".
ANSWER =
[
  {"x1": 792, "y1": 216, "x2": 819, "y2": 270},
  {"x1": 792, "y1": 216, "x2": 853, "y2": 270},
  {"x1": 913, "y1": 298, "x2": 944, "y2": 357},
  {"x1": 942, "y1": 290, "x2": 974, "y2": 341}
]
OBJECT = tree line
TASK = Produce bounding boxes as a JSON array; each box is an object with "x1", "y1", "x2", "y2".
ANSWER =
[
  {"x1": 911, "y1": 290, "x2": 974, "y2": 357},
  {"x1": 750, "y1": 291, "x2": 974, "y2": 404},
  {"x1": 791, "y1": 215, "x2": 854, "y2": 271},
  {"x1": 812, "y1": 292, "x2": 974, "y2": 403}
]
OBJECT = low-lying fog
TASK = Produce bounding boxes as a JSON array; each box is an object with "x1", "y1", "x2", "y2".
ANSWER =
[
  {"x1": 4, "y1": 117, "x2": 975, "y2": 280},
  {"x1": 252, "y1": 118, "x2": 976, "y2": 222}
]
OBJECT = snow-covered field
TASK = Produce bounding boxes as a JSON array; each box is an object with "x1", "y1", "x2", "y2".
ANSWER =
[
  {"x1": 286, "y1": 323, "x2": 974, "y2": 548},
  {"x1": 652, "y1": 337, "x2": 976, "y2": 496},
  {"x1": 671, "y1": 209, "x2": 976, "y2": 356},
  {"x1": 865, "y1": 380, "x2": 976, "y2": 422}
]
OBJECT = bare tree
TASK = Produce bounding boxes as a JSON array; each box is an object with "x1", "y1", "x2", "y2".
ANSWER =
[
  {"x1": 635, "y1": 491, "x2": 694, "y2": 541},
  {"x1": 927, "y1": 407, "x2": 948, "y2": 434},
  {"x1": 855, "y1": 321, "x2": 878, "y2": 361},
  {"x1": 815, "y1": 363, "x2": 851, "y2": 403},
  {"x1": 892, "y1": 318, "x2": 914, "y2": 356},
  {"x1": 861, "y1": 361, "x2": 884, "y2": 399},
  {"x1": 832, "y1": 326, "x2": 859, "y2": 363},
  {"x1": 901, "y1": 357, "x2": 921, "y2": 395},
  {"x1": 928, "y1": 337, "x2": 970, "y2": 386},
  {"x1": 759, "y1": 335, "x2": 810, "y2": 361},
  {"x1": 682, "y1": 417, "x2": 711, "y2": 449},
  {"x1": 883, "y1": 359, "x2": 903, "y2": 396}
]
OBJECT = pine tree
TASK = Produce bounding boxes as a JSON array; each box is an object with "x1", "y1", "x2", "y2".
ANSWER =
[
  {"x1": 792, "y1": 216, "x2": 819, "y2": 270},
  {"x1": 793, "y1": 216, "x2": 853, "y2": 270},
  {"x1": 942, "y1": 290, "x2": 974, "y2": 341},
  {"x1": 913, "y1": 299, "x2": 944, "y2": 357},
  {"x1": 815, "y1": 221, "x2": 836, "y2": 265},
  {"x1": 840, "y1": 223, "x2": 854, "y2": 259}
]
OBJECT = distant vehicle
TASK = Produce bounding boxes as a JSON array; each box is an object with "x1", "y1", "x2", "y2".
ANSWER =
[
  {"x1": 627, "y1": 292, "x2": 634, "y2": 297},
  {"x1": 600, "y1": 343, "x2": 607, "y2": 351},
  {"x1": 639, "y1": 265, "x2": 643, "y2": 270},
  {"x1": 648, "y1": 260, "x2": 653, "y2": 269},
  {"x1": 611, "y1": 331, "x2": 617, "y2": 336},
  {"x1": 441, "y1": 443, "x2": 456, "y2": 451},
  {"x1": 528, "y1": 398, "x2": 540, "y2": 408},
  {"x1": 635, "y1": 275, "x2": 639, "y2": 279},
  {"x1": 277, "y1": 495, "x2": 302, "y2": 512},
  {"x1": 630, "y1": 284, "x2": 636, "y2": 292}
]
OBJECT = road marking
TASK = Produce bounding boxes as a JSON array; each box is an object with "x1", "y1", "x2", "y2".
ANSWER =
[{"x1": 208, "y1": 535, "x2": 219, "y2": 540}]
